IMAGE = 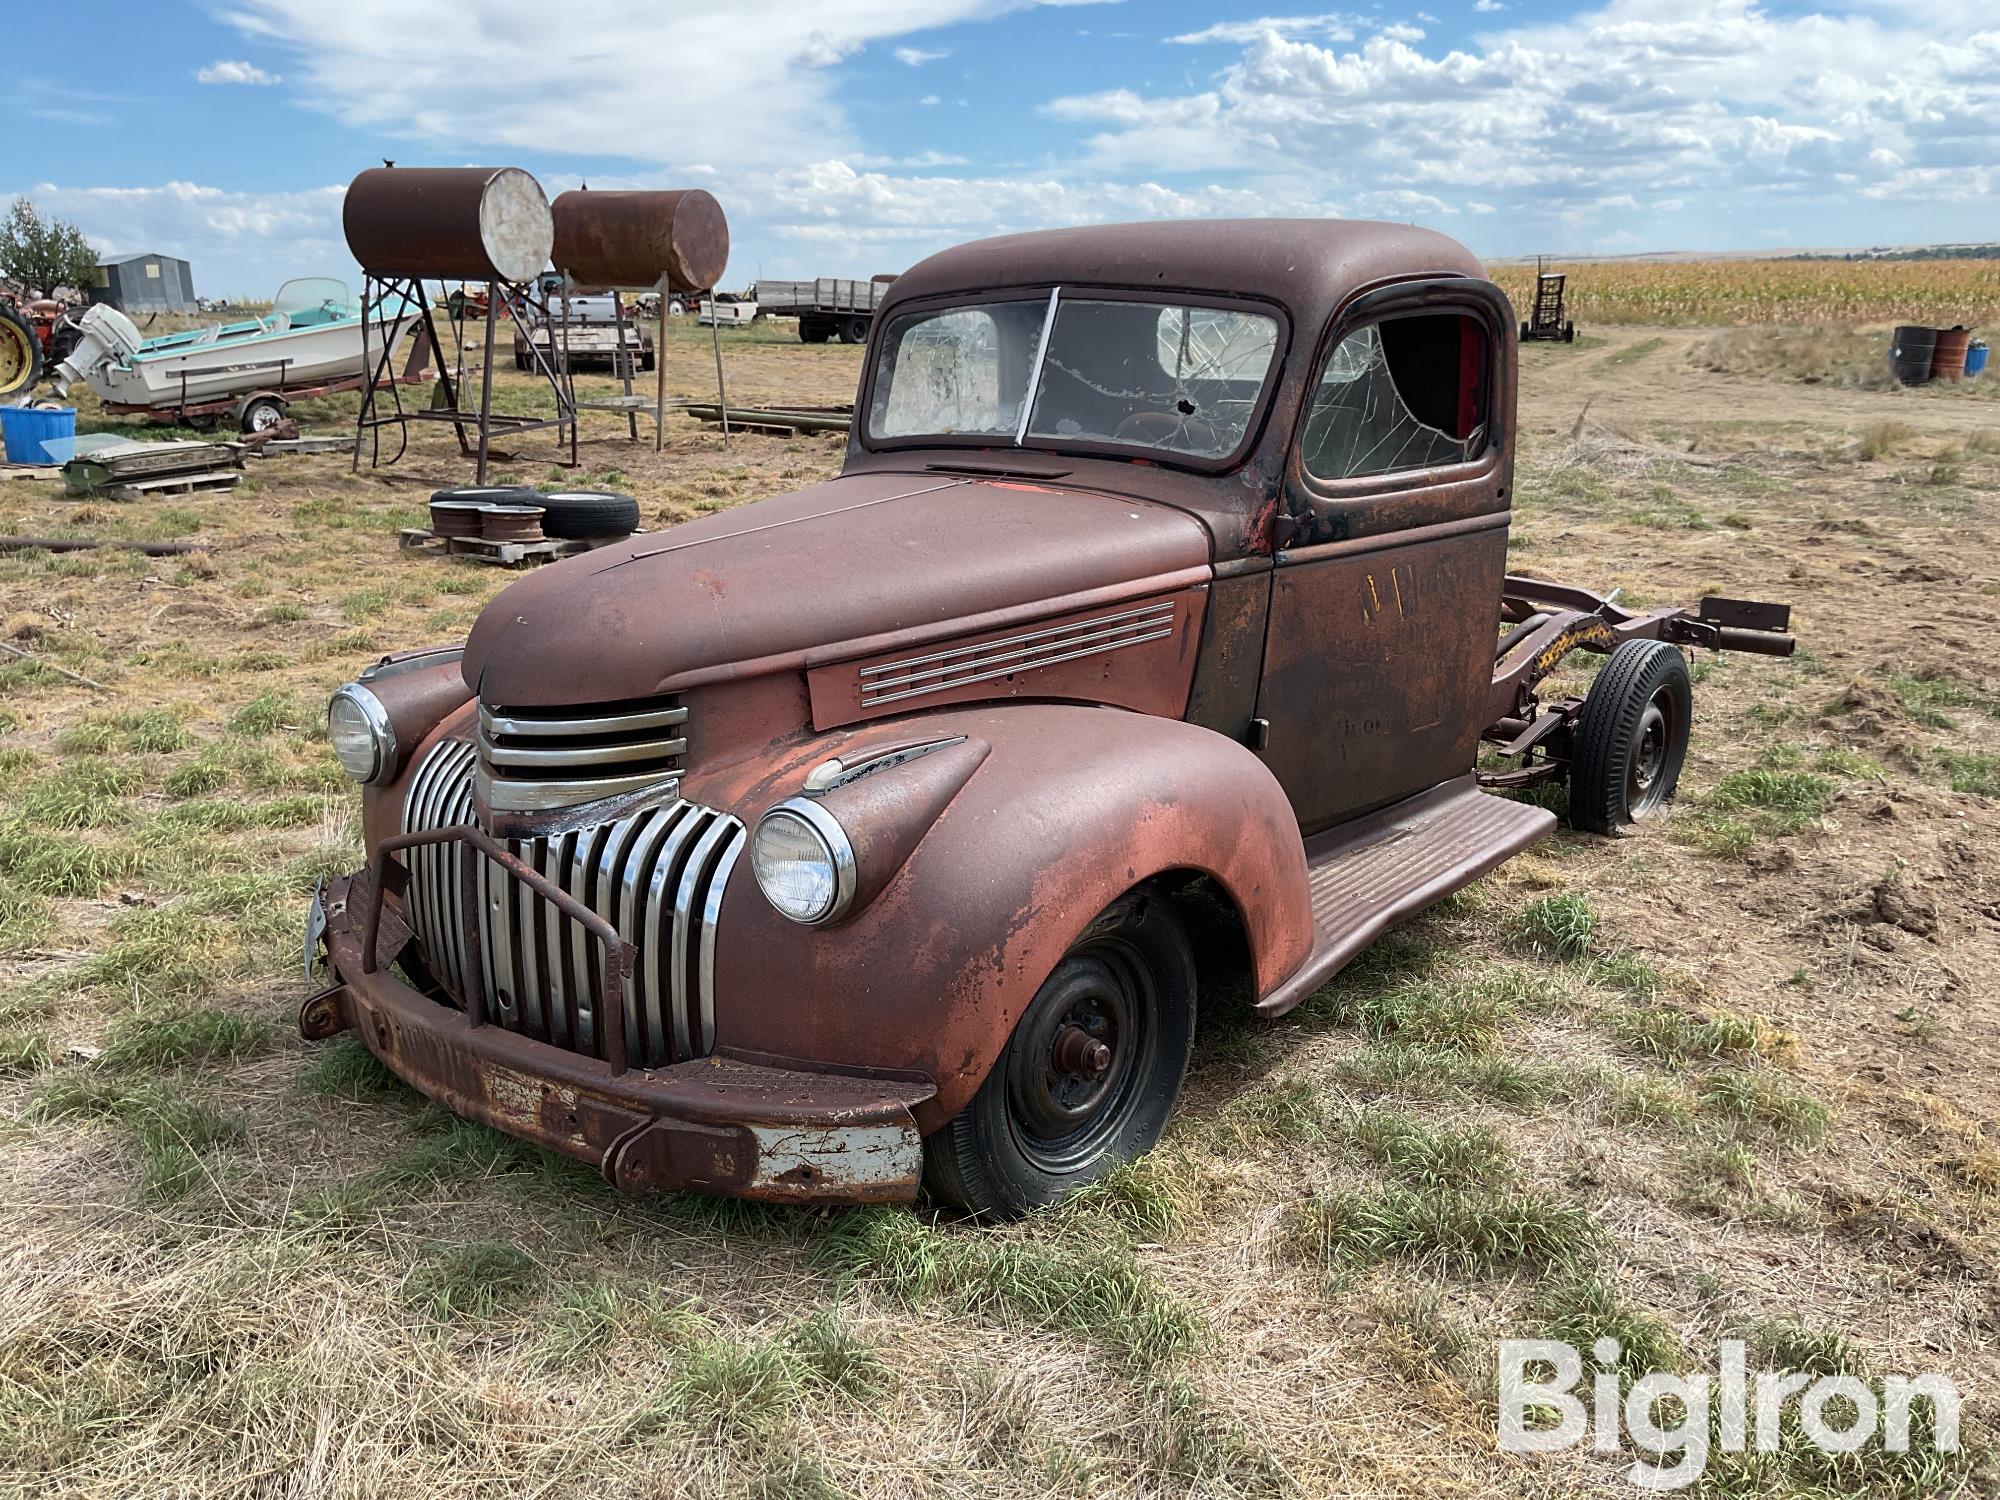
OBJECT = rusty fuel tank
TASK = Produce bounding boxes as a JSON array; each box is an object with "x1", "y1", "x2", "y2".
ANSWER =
[
  {"x1": 549, "y1": 188, "x2": 730, "y2": 292},
  {"x1": 343, "y1": 166, "x2": 554, "y2": 284}
]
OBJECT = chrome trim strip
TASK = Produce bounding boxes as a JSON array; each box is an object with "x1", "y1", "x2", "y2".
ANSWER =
[
  {"x1": 481, "y1": 769, "x2": 680, "y2": 814},
  {"x1": 858, "y1": 601, "x2": 1175, "y2": 678},
  {"x1": 480, "y1": 703, "x2": 687, "y2": 737},
  {"x1": 569, "y1": 821, "x2": 613, "y2": 1053},
  {"x1": 862, "y1": 627, "x2": 1175, "y2": 707},
  {"x1": 445, "y1": 743, "x2": 477, "y2": 1000},
  {"x1": 674, "y1": 816, "x2": 734, "y2": 1054},
  {"x1": 594, "y1": 814, "x2": 647, "y2": 1063},
  {"x1": 698, "y1": 830, "x2": 744, "y2": 1054},
  {"x1": 543, "y1": 830, "x2": 574, "y2": 1045},
  {"x1": 1014, "y1": 285, "x2": 1061, "y2": 446},
  {"x1": 516, "y1": 838, "x2": 545, "y2": 1035},
  {"x1": 619, "y1": 803, "x2": 687, "y2": 1065},
  {"x1": 644, "y1": 806, "x2": 710, "y2": 1065},
  {"x1": 476, "y1": 731, "x2": 688, "y2": 769}
]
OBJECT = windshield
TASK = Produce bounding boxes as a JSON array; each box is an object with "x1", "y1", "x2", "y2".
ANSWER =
[
  {"x1": 273, "y1": 278, "x2": 355, "y2": 318},
  {"x1": 867, "y1": 291, "x2": 1279, "y2": 463}
]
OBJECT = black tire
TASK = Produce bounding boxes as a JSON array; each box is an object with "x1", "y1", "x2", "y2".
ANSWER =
[
  {"x1": 923, "y1": 889, "x2": 1196, "y2": 1219},
  {"x1": 839, "y1": 316, "x2": 868, "y2": 345},
  {"x1": 429, "y1": 485, "x2": 541, "y2": 508},
  {"x1": 1520, "y1": 321, "x2": 1531, "y2": 343},
  {"x1": 185, "y1": 411, "x2": 220, "y2": 432},
  {"x1": 639, "y1": 349, "x2": 656, "y2": 372},
  {"x1": 536, "y1": 489, "x2": 639, "y2": 541},
  {"x1": 800, "y1": 320, "x2": 830, "y2": 345},
  {"x1": 1567, "y1": 640, "x2": 1692, "y2": 836},
  {"x1": 237, "y1": 395, "x2": 286, "y2": 434},
  {"x1": 1564, "y1": 322, "x2": 1577, "y2": 344}
]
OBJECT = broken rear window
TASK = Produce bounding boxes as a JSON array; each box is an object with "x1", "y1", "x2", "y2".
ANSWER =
[
  {"x1": 1300, "y1": 314, "x2": 1489, "y2": 481},
  {"x1": 869, "y1": 292, "x2": 1280, "y2": 464}
]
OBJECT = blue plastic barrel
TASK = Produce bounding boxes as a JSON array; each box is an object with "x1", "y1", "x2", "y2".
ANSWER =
[
  {"x1": 0, "y1": 405, "x2": 76, "y2": 465},
  {"x1": 1967, "y1": 343, "x2": 1990, "y2": 379}
]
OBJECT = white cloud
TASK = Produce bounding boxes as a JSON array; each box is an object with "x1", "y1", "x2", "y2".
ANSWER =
[
  {"x1": 195, "y1": 59, "x2": 280, "y2": 85},
  {"x1": 1473, "y1": 0, "x2": 1503, "y2": 12},
  {"x1": 1168, "y1": 13, "x2": 1358, "y2": 46},
  {"x1": 215, "y1": 0, "x2": 1103, "y2": 169},
  {"x1": 918, "y1": 94, "x2": 942, "y2": 105},
  {"x1": 893, "y1": 46, "x2": 947, "y2": 65}
]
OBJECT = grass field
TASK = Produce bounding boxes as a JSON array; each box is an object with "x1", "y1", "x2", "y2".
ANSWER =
[
  {"x1": 2, "y1": 307, "x2": 1998, "y2": 1496},
  {"x1": 1490, "y1": 258, "x2": 2000, "y2": 328}
]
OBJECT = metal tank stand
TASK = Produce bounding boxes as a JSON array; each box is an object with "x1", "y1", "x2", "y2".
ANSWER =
[{"x1": 353, "y1": 274, "x2": 577, "y2": 484}]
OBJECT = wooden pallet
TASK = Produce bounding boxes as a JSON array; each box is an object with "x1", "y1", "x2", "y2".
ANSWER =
[
  {"x1": 398, "y1": 527, "x2": 599, "y2": 567},
  {"x1": 100, "y1": 470, "x2": 241, "y2": 502},
  {"x1": 1, "y1": 465, "x2": 61, "y2": 483}
]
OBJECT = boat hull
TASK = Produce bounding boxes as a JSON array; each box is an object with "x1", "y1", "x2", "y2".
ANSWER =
[{"x1": 88, "y1": 313, "x2": 421, "y2": 410}]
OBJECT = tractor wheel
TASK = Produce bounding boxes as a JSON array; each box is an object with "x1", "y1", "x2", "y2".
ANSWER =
[
  {"x1": 0, "y1": 305, "x2": 41, "y2": 399},
  {"x1": 1567, "y1": 640, "x2": 1691, "y2": 836},
  {"x1": 923, "y1": 889, "x2": 1195, "y2": 1219}
]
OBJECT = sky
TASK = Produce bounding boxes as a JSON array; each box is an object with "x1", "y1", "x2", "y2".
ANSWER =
[{"x1": 7, "y1": 0, "x2": 1996, "y2": 298}]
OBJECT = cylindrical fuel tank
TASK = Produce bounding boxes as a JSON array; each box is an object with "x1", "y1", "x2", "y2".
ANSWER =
[
  {"x1": 549, "y1": 189, "x2": 729, "y2": 292},
  {"x1": 343, "y1": 166, "x2": 554, "y2": 284}
]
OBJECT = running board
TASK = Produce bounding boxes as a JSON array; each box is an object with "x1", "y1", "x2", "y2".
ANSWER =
[{"x1": 1255, "y1": 777, "x2": 1555, "y2": 1017}]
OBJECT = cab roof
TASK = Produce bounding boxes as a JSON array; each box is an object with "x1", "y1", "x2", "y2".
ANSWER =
[{"x1": 881, "y1": 218, "x2": 1489, "y2": 328}]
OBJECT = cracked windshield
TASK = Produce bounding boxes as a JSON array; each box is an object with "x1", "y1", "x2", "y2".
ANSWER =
[{"x1": 869, "y1": 293, "x2": 1278, "y2": 460}]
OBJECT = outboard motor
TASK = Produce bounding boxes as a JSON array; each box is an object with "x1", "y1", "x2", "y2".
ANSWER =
[{"x1": 52, "y1": 304, "x2": 143, "y2": 397}]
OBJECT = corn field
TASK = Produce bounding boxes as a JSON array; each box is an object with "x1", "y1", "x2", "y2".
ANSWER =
[{"x1": 1489, "y1": 258, "x2": 2000, "y2": 328}]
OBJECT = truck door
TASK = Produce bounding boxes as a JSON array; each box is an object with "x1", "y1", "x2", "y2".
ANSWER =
[{"x1": 1254, "y1": 284, "x2": 1514, "y2": 833}]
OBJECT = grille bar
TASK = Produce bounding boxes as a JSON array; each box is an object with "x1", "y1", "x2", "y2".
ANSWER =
[
  {"x1": 401, "y1": 741, "x2": 742, "y2": 1068},
  {"x1": 477, "y1": 696, "x2": 689, "y2": 814}
]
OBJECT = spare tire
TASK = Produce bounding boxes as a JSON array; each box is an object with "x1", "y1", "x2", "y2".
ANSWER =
[
  {"x1": 536, "y1": 490, "x2": 639, "y2": 541},
  {"x1": 430, "y1": 485, "x2": 541, "y2": 508}
]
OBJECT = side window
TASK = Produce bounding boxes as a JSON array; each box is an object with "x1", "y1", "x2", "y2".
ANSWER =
[{"x1": 1300, "y1": 313, "x2": 1489, "y2": 481}]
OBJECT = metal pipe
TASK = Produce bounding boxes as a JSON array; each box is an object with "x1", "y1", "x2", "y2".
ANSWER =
[{"x1": 0, "y1": 537, "x2": 207, "y2": 555}]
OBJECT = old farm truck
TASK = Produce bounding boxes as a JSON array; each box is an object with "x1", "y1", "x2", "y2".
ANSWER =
[{"x1": 303, "y1": 221, "x2": 1794, "y2": 1217}]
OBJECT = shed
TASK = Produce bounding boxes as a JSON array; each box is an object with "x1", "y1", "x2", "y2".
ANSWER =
[{"x1": 89, "y1": 252, "x2": 197, "y2": 313}]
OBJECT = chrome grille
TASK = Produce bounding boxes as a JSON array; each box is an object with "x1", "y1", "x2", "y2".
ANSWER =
[
  {"x1": 857, "y1": 600, "x2": 1178, "y2": 707},
  {"x1": 400, "y1": 739, "x2": 744, "y2": 1068},
  {"x1": 476, "y1": 696, "x2": 688, "y2": 814}
]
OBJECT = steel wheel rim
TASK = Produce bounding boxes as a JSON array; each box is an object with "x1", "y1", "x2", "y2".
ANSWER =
[
  {"x1": 1627, "y1": 689, "x2": 1675, "y2": 815},
  {"x1": 1005, "y1": 938, "x2": 1156, "y2": 1174},
  {"x1": 247, "y1": 403, "x2": 282, "y2": 432},
  {"x1": 0, "y1": 321, "x2": 30, "y2": 393}
]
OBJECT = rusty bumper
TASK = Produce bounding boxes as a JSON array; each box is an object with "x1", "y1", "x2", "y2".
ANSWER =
[{"x1": 309, "y1": 872, "x2": 932, "y2": 1204}]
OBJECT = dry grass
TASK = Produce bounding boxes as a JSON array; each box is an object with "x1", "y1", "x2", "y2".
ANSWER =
[{"x1": 1, "y1": 313, "x2": 1997, "y2": 1497}]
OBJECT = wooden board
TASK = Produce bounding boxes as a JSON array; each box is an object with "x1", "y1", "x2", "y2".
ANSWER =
[
  {"x1": 1, "y1": 465, "x2": 61, "y2": 482},
  {"x1": 100, "y1": 471, "x2": 241, "y2": 502},
  {"x1": 396, "y1": 527, "x2": 637, "y2": 568}
]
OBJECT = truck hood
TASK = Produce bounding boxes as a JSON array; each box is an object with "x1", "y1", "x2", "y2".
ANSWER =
[{"x1": 463, "y1": 471, "x2": 1212, "y2": 706}]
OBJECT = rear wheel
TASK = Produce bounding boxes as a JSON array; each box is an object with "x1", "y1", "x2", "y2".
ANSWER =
[
  {"x1": 1567, "y1": 640, "x2": 1691, "y2": 836},
  {"x1": 536, "y1": 489, "x2": 639, "y2": 541},
  {"x1": 923, "y1": 890, "x2": 1195, "y2": 1218},
  {"x1": 839, "y1": 315, "x2": 868, "y2": 345},
  {"x1": 0, "y1": 305, "x2": 41, "y2": 398}
]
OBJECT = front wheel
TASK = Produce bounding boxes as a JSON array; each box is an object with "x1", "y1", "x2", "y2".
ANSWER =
[
  {"x1": 923, "y1": 889, "x2": 1195, "y2": 1219},
  {"x1": 1567, "y1": 640, "x2": 1692, "y2": 835}
]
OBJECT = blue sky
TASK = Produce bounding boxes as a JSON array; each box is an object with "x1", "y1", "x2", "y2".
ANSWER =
[{"x1": 8, "y1": 0, "x2": 1996, "y2": 297}]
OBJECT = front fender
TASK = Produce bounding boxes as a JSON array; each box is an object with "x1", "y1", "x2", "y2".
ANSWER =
[{"x1": 705, "y1": 703, "x2": 1313, "y2": 1130}]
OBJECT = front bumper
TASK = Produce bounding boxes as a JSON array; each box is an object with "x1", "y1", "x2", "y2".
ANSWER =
[{"x1": 306, "y1": 871, "x2": 932, "y2": 1204}]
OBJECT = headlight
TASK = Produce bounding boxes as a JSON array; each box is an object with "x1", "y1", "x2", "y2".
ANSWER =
[
  {"x1": 326, "y1": 683, "x2": 396, "y2": 785},
  {"x1": 750, "y1": 798, "x2": 856, "y2": 925}
]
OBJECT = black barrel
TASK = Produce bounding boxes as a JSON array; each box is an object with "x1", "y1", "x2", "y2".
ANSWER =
[{"x1": 1890, "y1": 325, "x2": 1936, "y2": 386}]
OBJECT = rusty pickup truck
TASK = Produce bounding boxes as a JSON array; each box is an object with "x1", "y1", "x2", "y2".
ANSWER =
[{"x1": 304, "y1": 220, "x2": 1793, "y2": 1217}]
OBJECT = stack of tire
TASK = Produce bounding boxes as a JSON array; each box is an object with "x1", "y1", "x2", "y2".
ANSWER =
[{"x1": 428, "y1": 485, "x2": 640, "y2": 546}]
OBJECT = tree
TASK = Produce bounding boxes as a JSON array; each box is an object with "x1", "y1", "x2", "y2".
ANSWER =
[{"x1": 0, "y1": 197, "x2": 97, "y2": 299}]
